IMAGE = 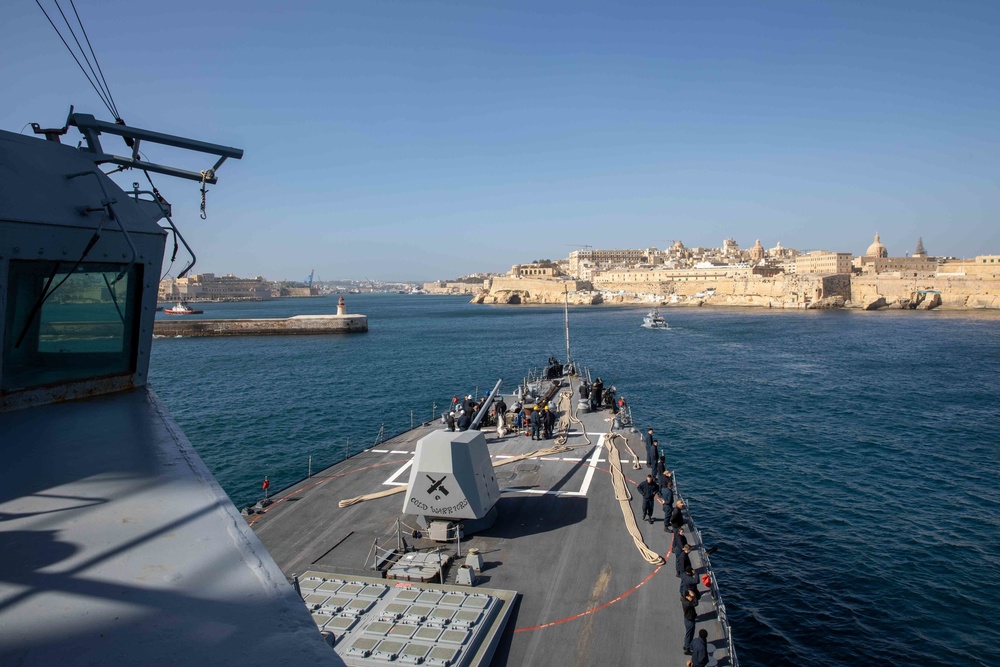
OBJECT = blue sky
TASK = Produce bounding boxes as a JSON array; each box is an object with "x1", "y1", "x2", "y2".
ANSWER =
[{"x1": 3, "y1": 1, "x2": 999, "y2": 281}]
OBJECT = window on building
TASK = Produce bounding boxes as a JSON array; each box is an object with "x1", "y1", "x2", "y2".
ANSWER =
[{"x1": 3, "y1": 260, "x2": 142, "y2": 392}]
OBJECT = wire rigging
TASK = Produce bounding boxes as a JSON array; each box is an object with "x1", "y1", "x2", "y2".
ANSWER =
[
  {"x1": 68, "y1": 0, "x2": 119, "y2": 120},
  {"x1": 34, "y1": 0, "x2": 121, "y2": 121}
]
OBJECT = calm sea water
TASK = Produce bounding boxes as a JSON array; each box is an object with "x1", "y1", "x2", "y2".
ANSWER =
[{"x1": 149, "y1": 295, "x2": 1000, "y2": 667}]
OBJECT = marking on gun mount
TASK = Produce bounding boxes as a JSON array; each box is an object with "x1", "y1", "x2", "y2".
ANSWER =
[{"x1": 426, "y1": 474, "x2": 450, "y2": 497}]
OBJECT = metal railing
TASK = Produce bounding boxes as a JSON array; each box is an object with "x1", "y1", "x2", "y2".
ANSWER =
[{"x1": 674, "y1": 473, "x2": 740, "y2": 667}]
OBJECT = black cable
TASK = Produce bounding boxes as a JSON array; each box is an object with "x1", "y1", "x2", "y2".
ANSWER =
[
  {"x1": 33, "y1": 0, "x2": 114, "y2": 117},
  {"x1": 70, "y1": 0, "x2": 119, "y2": 119},
  {"x1": 52, "y1": 0, "x2": 115, "y2": 117},
  {"x1": 102, "y1": 273, "x2": 125, "y2": 323},
  {"x1": 143, "y1": 170, "x2": 186, "y2": 280}
]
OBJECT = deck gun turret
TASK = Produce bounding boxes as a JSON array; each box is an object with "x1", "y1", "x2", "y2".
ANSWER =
[{"x1": 402, "y1": 380, "x2": 504, "y2": 540}]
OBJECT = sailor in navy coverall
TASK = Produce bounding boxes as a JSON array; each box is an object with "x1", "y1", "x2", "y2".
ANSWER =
[
  {"x1": 643, "y1": 428, "x2": 655, "y2": 468},
  {"x1": 636, "y1": 474, "x2": 660, "y2": 523}
]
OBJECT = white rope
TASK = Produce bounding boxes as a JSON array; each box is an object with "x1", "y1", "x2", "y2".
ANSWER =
[{"x1": 605, "y1": 432, "x2": 664, "y2": 565}]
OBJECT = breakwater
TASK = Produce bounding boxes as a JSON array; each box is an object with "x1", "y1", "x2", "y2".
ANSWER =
[{"x1": 153, "y1": 314, "x2": 367, "y2": 337}]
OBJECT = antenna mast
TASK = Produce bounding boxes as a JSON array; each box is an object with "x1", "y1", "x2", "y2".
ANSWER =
[{"x1": 564, "y1": 284, "x2": 572, "y2": 370}]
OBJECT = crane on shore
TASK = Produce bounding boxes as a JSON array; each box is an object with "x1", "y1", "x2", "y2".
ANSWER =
[{"x1": 305, "y1": 269, "x2": 315, "y2": 287}]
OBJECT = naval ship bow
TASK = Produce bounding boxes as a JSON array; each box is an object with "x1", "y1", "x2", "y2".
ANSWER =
[{"x1": 248, "y1": 365, "x2": 738, "y2": 666}]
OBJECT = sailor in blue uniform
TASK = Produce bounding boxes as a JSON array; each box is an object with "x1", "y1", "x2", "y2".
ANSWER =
[
  {"x1": 529, "y1": 407, "x2": 542, "y2": 440},
  {"x1": 681, "y1": 588, "x2": 698, "y2": 654},
  {"x1": 636, "y1": 474, "x2": 660, "y2": 523},
  {"x1": 643, "y1": 429, "x2": 656, "y2": 469}
]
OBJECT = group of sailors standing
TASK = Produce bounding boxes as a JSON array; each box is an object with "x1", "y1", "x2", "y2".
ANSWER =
[
  {"x1": 446, "y1": 393, "x2": 507, "y2": 432},
  {"x1": 635, "y1": 427, "x2": 711, "y2": 667}
]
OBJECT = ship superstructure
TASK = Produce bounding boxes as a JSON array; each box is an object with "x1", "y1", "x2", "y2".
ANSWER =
[{"x1": 0, "y1": 113, "x2": 344, "y2": 666}]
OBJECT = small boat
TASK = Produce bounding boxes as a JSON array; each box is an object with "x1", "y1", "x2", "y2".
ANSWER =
[
  {"x1": 641, "y1": 308, "x2": 669, "y2": 329},
  {"x1": 164, "y1": 302, "x2": 204, "y2": 315}
]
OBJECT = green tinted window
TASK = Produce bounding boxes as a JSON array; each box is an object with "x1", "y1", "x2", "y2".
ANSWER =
[{"x1": 2, "y1": 260, "x2": 141, "y2": 392}]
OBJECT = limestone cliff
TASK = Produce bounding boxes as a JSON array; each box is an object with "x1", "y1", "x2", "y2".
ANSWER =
[{"x1": 469, "y1": 277, "x2": 601, "y2": 305}]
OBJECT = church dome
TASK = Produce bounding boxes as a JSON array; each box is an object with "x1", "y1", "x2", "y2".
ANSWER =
[
  {"x1": 749, "y1": 239, "x2": 765, "y2": 262},
  {"x1": 866, "y1": 232, "x2": 888, "y2": 258}
]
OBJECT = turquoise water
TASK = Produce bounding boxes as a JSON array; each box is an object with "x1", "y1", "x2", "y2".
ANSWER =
[{"x1": 149, "y1": 295, "x2": 1000, "y2": 667}]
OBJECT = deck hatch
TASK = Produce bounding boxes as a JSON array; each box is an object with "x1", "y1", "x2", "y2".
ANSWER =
[
  {"x1": 323, "y1": 616, "x2": 358, "y2": 632},
  {"x1": 301, "y1": 571, "x2": 515, "y2": 667}
]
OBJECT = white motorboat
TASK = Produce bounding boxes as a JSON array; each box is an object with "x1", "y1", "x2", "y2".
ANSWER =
[{"x1": 641, "y1": 308, "x2": 669, "y2": 329}]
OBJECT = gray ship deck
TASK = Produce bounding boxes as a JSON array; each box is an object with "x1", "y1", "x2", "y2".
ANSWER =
[{"x1": 250, "y1": 377, "x2": 733, "y2": 666}]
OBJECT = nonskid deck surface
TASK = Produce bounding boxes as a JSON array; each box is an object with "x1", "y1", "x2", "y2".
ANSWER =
[{"x1": 251, "y1": 380, "x2": 732, "y2": 666}]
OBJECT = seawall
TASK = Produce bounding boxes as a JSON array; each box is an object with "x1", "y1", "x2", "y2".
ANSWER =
[
  {"x1": 154, "y1": 314, "x2": 368, "y2": 337},
  {"x1": 473, "y1": 272, "x2": 1000, "y2": 310}
]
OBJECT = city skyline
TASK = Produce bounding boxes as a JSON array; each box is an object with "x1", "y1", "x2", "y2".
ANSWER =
[{"x1": 3, "y1": 1, "x2": 999, "y2": 281}]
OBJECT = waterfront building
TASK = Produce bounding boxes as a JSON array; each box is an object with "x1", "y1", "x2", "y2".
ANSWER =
[
  {"x1": 158, "y1": 273, "x2": 272, "y2": 301},
  {"x1": 509, "y1": 263, "x2": 562, "y2": 278},
  {"x1": 595, "y1": 264, "x2": 752, "y2": 284},
  {"x1": 794, "y1": 251, "x2": 853, "y2": 275},
  {"x1": 937, "y1": 255, "x2": 1000, "y2": 278},
  {"x1": 567, "y1": 248, "x2": 657, "y2": 278}
]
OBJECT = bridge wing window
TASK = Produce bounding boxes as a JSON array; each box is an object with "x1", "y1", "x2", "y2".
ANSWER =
[{"x1": 2, "y1": 260, "x2": 141, "y2": 392}]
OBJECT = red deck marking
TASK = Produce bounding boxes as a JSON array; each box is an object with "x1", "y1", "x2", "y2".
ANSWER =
[
  {"x1": 246, "y1": 458, "x2": 409, "y2": 527},
  {"x1": 513, "y1": 562, "x2": 665, "y2": 633}
]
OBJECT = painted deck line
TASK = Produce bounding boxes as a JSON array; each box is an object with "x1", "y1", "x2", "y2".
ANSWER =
[
  {"x1": 384, "y1": 459, "x2": 413, "y2": 486},
  {"x1": 371, "y1": 449, "x2": 389, "y2": 453},
  {"x1": 500, "y1": 488, "x2": 575, "y2": 496},
  {"x1": 575, "y1": 435, "x2": 605, "y2": 497},
  {"x1": 390, "y1": 450, "x2": 409, "y2": 454}
]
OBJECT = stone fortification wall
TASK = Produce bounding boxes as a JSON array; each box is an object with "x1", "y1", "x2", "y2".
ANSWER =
[
  {"x1": 850, "y1": 274, "x2": 1000, "y2": 309},
  {"x1": 593, "y1": 273, "x2": 847, "y2": 307},
  {"x1": 423, "y1": 281, "x2": 480, "y2": 295},
  {"x1": 470, "y1": 277, "x2": 598, "y2": 305},
  {"x1": 473, "y1": 269, "x2": 1000, "y2": 309}
]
